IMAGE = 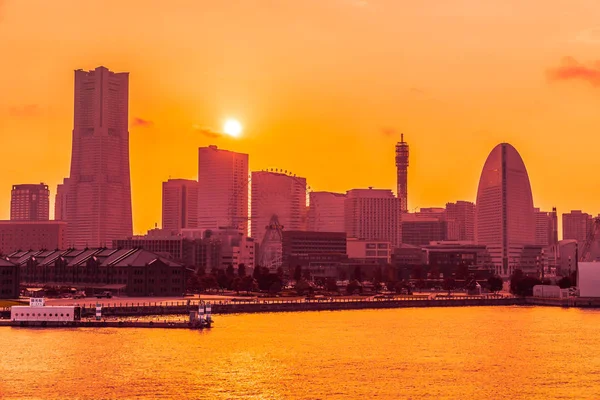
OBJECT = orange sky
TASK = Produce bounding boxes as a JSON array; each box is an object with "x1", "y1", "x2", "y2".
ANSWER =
[{"x1": 1, "y1": 0, "x2": 600, "y2": 235}]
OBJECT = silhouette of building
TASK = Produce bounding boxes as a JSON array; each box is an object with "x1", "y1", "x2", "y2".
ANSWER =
[
  {"x1": 344, "y1": 188, "x2": 402, "y2": 248},
  {"x1": 445, "y1": 201, "x2": 475, "y2": 241},
  {"x1": 64, "y1": 66, "x2": 132, "y2": 248},
  {"x1": 54, "y1": 178, "x2": 70, "y2": 221},
  {"x1": 475, "y1": 143, "x2": 536, "y2": 276},
  {"x1": 562, "y1": 210, "x2": 592, "y2": 249},
  {"x1": 0, "y1": 221, "x2": 67, "y2": 254},
  {"x1": 251, "y1": 171, "x2": 307, "y2": 243},
  {"x1": 198, "y1": 145, "x2": 249, "y2": 232},
  {"x1": 0, "y1": 257, "x2": 19, "y2": 299},
  {"x1": 10, "y1": 184, "x2": 50, "y2": 221},
  {"x1": 402, "y1": 212, "x2": 447, "y2": 246},
  {"x1": 282, "y1": 231, "x2": 347, "y2": 268},
  {"x1": 395, "y1": 134, "x2": 409, "y2": 212},
  {"x1": 162, "y1": 179, "x2": 199, "y2": 232},
  {"x1": 8, "y1": 248, "x2": 186, "y2": 297},
  {"x1": 534, "y1": 208, "x2": 559, "y2": 247},
  {"x1": 307, "y1": 191, "x2": 346, "y2": 232}
]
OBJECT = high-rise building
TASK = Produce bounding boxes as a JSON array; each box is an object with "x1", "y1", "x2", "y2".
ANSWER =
[
  {"x1": 445, "y1": 201, "x2": 475, "y2": 241},
  {"x1": 307, "y1": 191, "x2": 346, "y2": 232},
  {"x1": 198, "y1": 145, "x2": 249, "y2": 232},
  {"x1": 395, "y1": 134, "x2": 409, "y2": 212},
  {"x1": 65, "y1": 66, "x2": 132, "y2": 248},
  {"x1": 475, "y1": 143, "x2": 536, "y2": 276},
  {"x1": 162, "y1": 179, "x2": 199, "y2": 232},
  {"x1": 562, "y1": 210, "x2": 592, "y2": 248},
  {"x1": 534, "y1": 208, "x2": 559, "y2": 247},
  {"x1": 402, "y1": 213, "x2": 447, "y2": 246},
  {"x1": 344, "y1": 188, "x2": 402, "y2": 247},
  {"x1": 54, "y1": 178, "x2": 70, "y2": 221},
  {"x1": 10, "y1": 184, "x2": 50, "y2": 221},
  {"x1": 251, "y1": 171, "x2": 307, "y2": 243}
]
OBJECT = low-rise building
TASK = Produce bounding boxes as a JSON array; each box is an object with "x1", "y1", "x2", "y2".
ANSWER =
[
  {"x1": 0, "y1": 257, "x2": 19, "y2": 299},
  {"x1": 9, "y1": 248, "x2": 186, "y2": 297},
  {"x1": 0, "y1": 221, "x2": 67, "y2": 254},
  {"x1": 346, "y1": 238, "x2": 391, "y2": 264}
]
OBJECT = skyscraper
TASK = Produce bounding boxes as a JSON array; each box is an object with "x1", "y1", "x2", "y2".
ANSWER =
[
  {"x1": 445, "y1": 201, "x2": 476, "y2": 241},
  {"x1": 534, "y1": 208, "x2": 559, "y2": 247},
  {"x1": 198, "y1": 145, "x2": 249, "y2": 232},
  {"x1": 563, "y1": 210, "x2": 592, "y2": 248},
  {"x1": 395, "y1": 134, "x2": 409, "y2": 212},
  {"x1": 345, "y1": 188, "x2": 402, "y2": 247},
  {"x1": 251, "y1": 171, "x2": 307, "y2": 243},
  {"x1": 54, "y1": 178, "x2": 70, "y2": 221},
  {"x1": 162, "y1": 179, "x2": 199, "y2": 232},
  {"x1": 307, "y1": 191, "x2": 346, "y2": 232},
  {"x1": 475, "y1": 143, "x2": 536, "y2": 276},
  {"x1": 10, "y1": 184, "x2": 50, "y2": 221},
  {"x1": 65, "y1": 66, "x2": 132, "y2": 248}
]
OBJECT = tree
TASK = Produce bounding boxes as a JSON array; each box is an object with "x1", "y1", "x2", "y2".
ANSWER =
[
  {"x1": 325, "y1": 277, "x2": 339, "y2": 292},
  {"x1": 510, "y1": 270, "x2": 542, "y2": 296},
  {"x1": 200, "y1": 274, "x2": 218, "y2": 292},
  {"x1": 241, "y1": 275, "x2": 256, "y2": 293},
  {"x1": 302, "y1": 268, "x2": 312, "y2": 282},
  {"x1": 226, "y1": 264, "x2": 235, "y2": 279},
  {"x1": 295, "y1": 279, "x2": 311, "y2": 296},
  {"x1": 232, "y1": 276, "x2": 242, "y2": 294},
  {"x1": 238, "y1": 263, "x2": 246, "y2": 278},
  {"x1": 269, "y1": 280, "x2": 282, "y2": 295},
  {"x1": 253, "y1": 265, "x2": 262, "y2": 280},
  {"x1": 353, "y1": 266, "x2": 363, "y2": 282},
  {"x1": 374, "y1": 266, "x2": 383, "y2": 283},
  {"x1": 216, "y1": 270, "x2": 229, "y2": 292},
  {"x1": 373, "y1": 281, "x2": 383, "y2": 292},
  {"x1": 293, "y1": 265, "x2": 302, "y2": 282},
  {"x1": 186, "y1": 274, "x2": 202, "y2": 293},
  {"x1": 347, "y1": 280, "x2": 362, "y2": 295},
  {"x1": 558, "y1": 276, "x2": 572, "y2": 289},
  {"x1": 456, "y1": 264, "x2": 470, "y2": 280},
  {"x1": 488, "y1": 275, "x2": 503, "y2": 294},
  {"x1": 442, "y1": 278, "x2": 456, "y2": 292}
]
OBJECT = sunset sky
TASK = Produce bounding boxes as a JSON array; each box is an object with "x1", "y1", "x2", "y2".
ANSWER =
[{"x1": 1, "y1": 0, "x2": 600, "y2": 235}]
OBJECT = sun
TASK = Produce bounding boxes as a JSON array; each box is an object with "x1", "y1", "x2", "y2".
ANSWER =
[{"x1": 223, "y1": 119, "x2": 243, "y2": 138}]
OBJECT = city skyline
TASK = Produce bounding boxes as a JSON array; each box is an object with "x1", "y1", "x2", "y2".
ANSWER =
[{"x1": 2, "y1": 1, "x2": 600, "y2": 234}]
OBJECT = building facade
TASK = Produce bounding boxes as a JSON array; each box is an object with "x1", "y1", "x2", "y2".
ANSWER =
[
  {"x1": 9, "y1": 248, "x2": 186, "y2": 297},
  {"x1": 0, "y1": 258, "x2": 19, "y2": 299},
  {"x1": 282, "y1": 231, "x2": 347, "y2": 268},
  {"x1": 64, "y1": 66, "x2": 133, "y2": 248},
  {"x1": 54, "y1": 178, "x2": 70, "y2": 221},
  {"x1": 344, "y1": 188, "x2": 402, "y2": 248},
  {"x1": 562, "y1": 210, "x2": 592, "y2": 248},
  {"x1": 11, "y1": 184, "x2": 50, "y2": 221},
  {"x1": 307, "y1": 191, "x2": 346, "y2": 232},
  {"x1": 346, "y1": 238, "x2": 392, "y2": 264},
  {"x1": 162, "y1": 179, "x2": 199, "y2": 232},
  {"x1": 251, "y1": 171, "x2": 307, "y2": 243},
  {"x1": 445, "y1": 201, "x2": 475, "y2": 241},
  {"x1": 198, "y1": 145, "x2": 249, "y2": 232},
  {"x1": 402, "y1": 213, "x2": 447, "y2": 246},
  {"x1": 534, "y1": 208, "x2": 559, "y2": 247},
  {"x1": 475, "y1": 143, "x2": 536, "y2": 277},
  {"x1": 0, "y1": 221, "x2": 67, "y2": 254}
]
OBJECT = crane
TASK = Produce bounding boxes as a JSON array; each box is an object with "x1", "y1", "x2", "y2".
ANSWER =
[{"x1": 579, "y1": 217, "x2": 600, "y2": 262}]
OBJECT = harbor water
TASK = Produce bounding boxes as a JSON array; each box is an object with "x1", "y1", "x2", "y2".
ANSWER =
[{"x1": 1, "y1": 306, "x2": 600, "y2": 399}]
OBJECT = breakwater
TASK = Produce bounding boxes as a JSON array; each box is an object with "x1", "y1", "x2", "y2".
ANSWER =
[
  {"x1": 67, "y1": 296, "x2": 523, "y2": 317},
  {"x1": 0, "y1": 319, "x2": 206, "y2": 329}
]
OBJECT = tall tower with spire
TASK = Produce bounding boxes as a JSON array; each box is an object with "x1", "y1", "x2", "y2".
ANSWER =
[{"x1": 395, "y1": 134, "x2": 409, "y2": 212}]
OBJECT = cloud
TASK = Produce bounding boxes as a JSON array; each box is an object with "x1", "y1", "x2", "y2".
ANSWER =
[
  {"x1": 193, "y1": 125, "x2": 222, "y2": 138},
  {"x1": 381, "y1": 127, "x2": 401, "y2": 137},
  {"x1": 8, "y1": 104, "x2": 42, "y2": 117},
  {"x1": 132, "y1": 117, "x2": 154, "y2": 127},
  {"x1": 547, "y1": 57, "x2": 600, "y2": 87}
]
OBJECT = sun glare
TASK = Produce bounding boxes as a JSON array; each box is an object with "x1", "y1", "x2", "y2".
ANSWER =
[{"x1": 223, "y1": 119, "x2": 243, "y2": 138}]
